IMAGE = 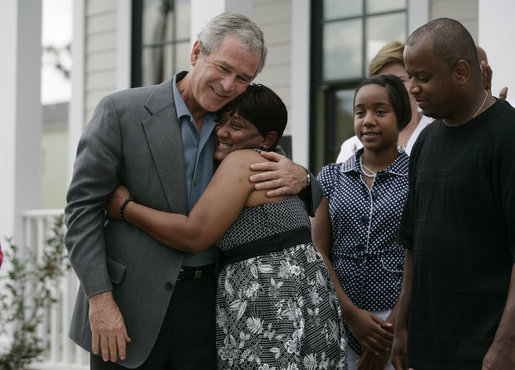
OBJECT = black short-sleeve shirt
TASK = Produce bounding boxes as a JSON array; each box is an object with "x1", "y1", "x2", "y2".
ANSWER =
[{"x1": 397, "y1": 99, "x2": 515, "y2": 369}]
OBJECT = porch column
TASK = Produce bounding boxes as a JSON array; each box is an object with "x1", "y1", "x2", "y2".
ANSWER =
[{"x1": 0, "y1": 0, "x2": 42, "y2": 249}]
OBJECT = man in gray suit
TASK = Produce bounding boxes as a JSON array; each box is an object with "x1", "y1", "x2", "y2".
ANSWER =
[{"x1": 65, "y1": 12, "x2": 317, "y2": 370}]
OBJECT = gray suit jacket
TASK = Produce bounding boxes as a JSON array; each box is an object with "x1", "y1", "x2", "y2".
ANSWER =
[{"x1": 65, "y1": 77, "x2": 187, "y2": 368}]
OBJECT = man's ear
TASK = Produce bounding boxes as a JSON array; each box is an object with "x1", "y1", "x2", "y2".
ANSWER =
[
  {"x1": 453, "y1": 59, "x2": 471, "y2": 86},
  {"x1": 262, "y1": 131, "x2": 279, "y2": 149},
  {"x1": 191, "y1": 40, "x2": 202, "y2": 66}
]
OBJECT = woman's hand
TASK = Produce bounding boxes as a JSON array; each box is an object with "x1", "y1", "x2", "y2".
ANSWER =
[
  {"x1": 105, "y1": 185, "x2": 132, "y2": 219},
  {"x1": 347, "y1": 308, "x2": 394, "y2": 355}
]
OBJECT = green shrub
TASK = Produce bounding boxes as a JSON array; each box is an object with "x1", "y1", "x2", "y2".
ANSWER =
[{"x1": 0, "y1": 215, "x2": 70, "y2": 370}]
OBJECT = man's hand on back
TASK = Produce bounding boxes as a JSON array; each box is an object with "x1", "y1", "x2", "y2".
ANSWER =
[{"x1": 249, "y1": 151, "x2": 308, "y2": 197}]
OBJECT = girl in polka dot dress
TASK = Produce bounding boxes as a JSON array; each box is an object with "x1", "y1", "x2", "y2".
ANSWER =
[{"x1": 311, "y1": 74, "x2": 412, "y2": 370}]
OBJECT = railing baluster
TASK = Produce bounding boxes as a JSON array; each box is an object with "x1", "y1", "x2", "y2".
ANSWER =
[
  {"x1": 50, "y1": 283, "x2": 59, "y2": 362},
  {"x1": 62, "y1": 273, "x2": 71, "y2": 364},
  {"x1": 36, "y1": 217, "x2": 47, "y2": 351},
  {"x1": 20, "y1": 209, "x2": 89, "y2": 369}
]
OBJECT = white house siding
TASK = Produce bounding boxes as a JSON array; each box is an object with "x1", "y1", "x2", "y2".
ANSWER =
[
  {"x1": 84, "y1": 0, "x2": 118, "y2": 123},
  {"x1": 252, "y1": 0, "x2": 293, "y2": 136}
]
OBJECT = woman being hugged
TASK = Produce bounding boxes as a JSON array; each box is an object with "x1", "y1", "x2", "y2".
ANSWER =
[
  {"x1": 107, "y1": 84, "x2": 347, "y2": 369},
  {"x1": 311, "y1": 75, "x2": 411, "y2": 370}
]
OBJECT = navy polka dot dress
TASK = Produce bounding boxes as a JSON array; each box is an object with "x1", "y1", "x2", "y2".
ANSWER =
[{"x1": 317, "y1": 148, "x2": 409, "y2": 354}]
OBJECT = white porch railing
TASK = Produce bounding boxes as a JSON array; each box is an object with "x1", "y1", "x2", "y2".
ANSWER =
[{"x1": 22, "y1": 209, "x2": 89, "y2": 369}]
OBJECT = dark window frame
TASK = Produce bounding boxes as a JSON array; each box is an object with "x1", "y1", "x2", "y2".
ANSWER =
[
  {"x1": 131, "y1": 0, "x2": 190, "y2": 87},
  {"x1": 309, "y1": 0, "x2": 407, "y2": 171}
]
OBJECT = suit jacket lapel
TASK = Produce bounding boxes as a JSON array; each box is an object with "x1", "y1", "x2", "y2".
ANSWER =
[{"x1": 142, "y1": 77, "x2": 188, "y2": 214}]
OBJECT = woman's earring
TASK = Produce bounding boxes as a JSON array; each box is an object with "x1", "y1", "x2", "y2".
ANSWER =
[{"x1": 397, "y1": 143, "x2": 405, "y2": 153}]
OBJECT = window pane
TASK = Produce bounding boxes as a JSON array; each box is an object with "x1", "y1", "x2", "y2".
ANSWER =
[
  {"x1": 323, "y1": 19, "x2": 363, "y2": 81},
  {"x1": 175, "y1": 41, "x2": 191, "y2": 72},
  {"x1": 137, "y1": 0, "x2": 191, "y2": 86},
  {"x1": 142, "y1": 41, "x2": 191, "y2": 85},
  {"x1": 162, "y1": 43, "x2": 183, "y2": 80},
  {"x1": 143, "y1": 0, "x2": 172, "y2": 45},
  {"x1": 176, "y1": 0, "x2": 190, "y2": 39},
  {"x1": 333, "y1": 89, "x2": 356, "y2": 161},
  {"x1": 366, "y1": 13, "x2": 406, "y2": 65},
  {"x1": 142, "y1": 46, "x2": 164, "y2": 85},
  {"x1": 324, "y1": 0, "x2": 363, "y2": 19},
  {"x1": 366, "y1": 0, "x2": 406, "y2": 13},
  {"x1": 163, "y1": 44, "x2": 174, "y2": 81}
]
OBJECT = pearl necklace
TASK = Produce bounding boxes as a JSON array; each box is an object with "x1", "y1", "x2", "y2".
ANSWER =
[
  {"x1": 472, "y1": 91, "x2": 488, "y2": 119},
  {"x1": 359, "y1": 156, "x2": 377, "y2": 178}
]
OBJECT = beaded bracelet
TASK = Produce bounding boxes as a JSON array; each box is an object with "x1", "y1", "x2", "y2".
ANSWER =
[{"x1": 120, "y1": 196, "x2": 134, "y2": 221}]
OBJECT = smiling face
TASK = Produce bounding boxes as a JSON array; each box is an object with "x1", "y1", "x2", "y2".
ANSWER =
[
  {"x1": 184, "y1": 34, "x2": 262, "y2": 116},
  {"x1": 354, "y1": 84, "x2": 400, "y2": 154},
  {"x1": 404, "y1": 37, "x2": 457, "y2": 120},
  {"x1": 214, "y1": 111, "x2": 269, "y2": 162}
]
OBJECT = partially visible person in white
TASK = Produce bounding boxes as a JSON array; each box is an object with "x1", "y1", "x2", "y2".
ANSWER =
[{"x1": 336, "y1": 41, "x2": 431, "y2": 163}]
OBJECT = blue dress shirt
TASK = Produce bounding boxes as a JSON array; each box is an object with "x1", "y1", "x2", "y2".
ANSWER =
[{"x1": 173, "y1": 73, "x2": 218, "y2": 266}]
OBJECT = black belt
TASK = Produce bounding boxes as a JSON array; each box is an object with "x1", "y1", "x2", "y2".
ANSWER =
[
  {"x1": 221, "y1": 227, "x2": 312, "y2": 267},
  {"x1": 177, "y1": 263, "x2": 215, "y2": 281}
]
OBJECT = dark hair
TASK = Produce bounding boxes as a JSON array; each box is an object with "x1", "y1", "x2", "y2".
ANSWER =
[
  {"x1": 354, "y1": 74, "x2": 412, "y2": 130},
  {"x1": 221, "y1": 84, "x2": 287, "y2": 150},
  {"x1": 407, "y1": 18, "x2": 480, "y2": 73}
]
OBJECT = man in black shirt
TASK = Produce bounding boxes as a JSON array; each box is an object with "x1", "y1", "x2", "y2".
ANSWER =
[{"x1": 392, "y1": 18, "x2": 515, "y2": 370}]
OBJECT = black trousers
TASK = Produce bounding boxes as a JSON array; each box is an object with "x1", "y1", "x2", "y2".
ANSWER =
[{"x1": 90, "y1": 273, "x2": 217, "y2": 370}]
